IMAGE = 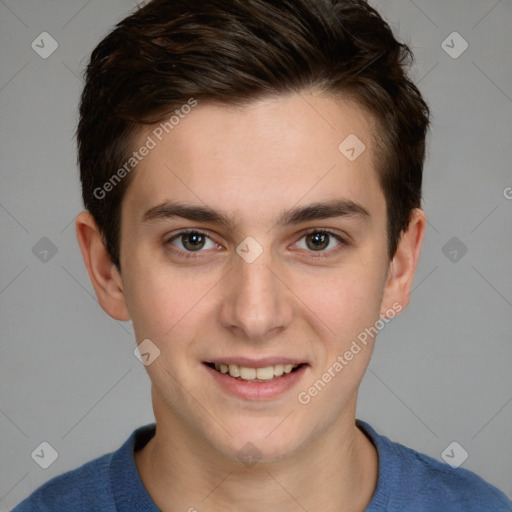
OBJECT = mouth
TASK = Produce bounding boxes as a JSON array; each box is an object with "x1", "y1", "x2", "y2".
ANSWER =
[{"x1": 205, "y1": 362, "x2": 304, "y2": 383}]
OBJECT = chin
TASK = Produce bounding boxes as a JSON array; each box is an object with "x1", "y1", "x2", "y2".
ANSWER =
[{"x1": 208, "y1": 416, "x2": 309, "y2": 465}]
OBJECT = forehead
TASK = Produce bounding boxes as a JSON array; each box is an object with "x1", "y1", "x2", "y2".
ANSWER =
[{"x1": 122, "y1": 92, "x2": 385, "y2": 229}]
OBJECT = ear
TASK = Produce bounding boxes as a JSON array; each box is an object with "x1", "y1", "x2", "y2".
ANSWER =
[
  {"x1": 75, "y1": 211, "x2": 130, "y2": 321},
  {"x1": 380, "y1": 208, "x2": 426, "y2": 317}
]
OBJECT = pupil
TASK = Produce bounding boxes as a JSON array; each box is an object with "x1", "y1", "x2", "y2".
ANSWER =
[
  {"x1": 307, "y1": 232, "x2": 328, "y2": 251},
  {"x1": 184, "y1": 233, "x2": 205, "y2": 251}
]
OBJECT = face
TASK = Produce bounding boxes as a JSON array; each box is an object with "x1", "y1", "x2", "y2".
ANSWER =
[{"x1": 116, "y1": 92, "x2": 399, "y2": 461}]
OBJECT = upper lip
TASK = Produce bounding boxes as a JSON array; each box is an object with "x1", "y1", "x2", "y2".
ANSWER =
[{"x1": 204, "y1": 357, "x2": 307, "y2": 367}]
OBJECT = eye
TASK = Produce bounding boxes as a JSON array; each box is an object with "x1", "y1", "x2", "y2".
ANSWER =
[
  {"x1": 167, "y1": 230, "x2": 218, "y2": 252},
  {"x1": 295, "y1": 229, "x2": 344, "y2": 252}
]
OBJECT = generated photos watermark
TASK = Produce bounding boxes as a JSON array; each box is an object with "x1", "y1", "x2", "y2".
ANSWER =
[
  {"x1": 298, "y1": 301, "x2": 403, "y2": 405},
  {"x1": 93, "y1": 98, "x2": 198, "y2": 200}
]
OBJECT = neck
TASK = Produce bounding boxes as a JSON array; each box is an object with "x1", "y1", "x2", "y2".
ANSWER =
[{"x1": 135, "y1": 394, "x2": 378, "y2": 512}]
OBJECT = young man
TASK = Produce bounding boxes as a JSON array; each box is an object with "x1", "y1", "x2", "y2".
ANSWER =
[{"x1": 13, "y1": 0, "x2": 512, "y2": 511}]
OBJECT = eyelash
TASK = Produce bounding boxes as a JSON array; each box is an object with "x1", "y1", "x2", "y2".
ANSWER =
[
  {"x1": 165, "y1": 229, "x2": 219, "y2": 260},
  {"x1": 296, "y1": 228, "x2": 347, "y2": 257},
  {"x1": 164, "y1": 228, "x2": 347, "y2": 259}
]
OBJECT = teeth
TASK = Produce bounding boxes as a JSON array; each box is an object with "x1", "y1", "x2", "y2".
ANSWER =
[
  {"x1": 240, "y1": 367, "x2": 256, "y2": 380},
  {"x1": 229, "y1": 364, "x2": 240, "y2": 378},
  {"x1": 256, "y1": 366, "x2": 274, "y2": 380},
  {"x1": 212, "y1": 363, "x2": 300, "y2": 381},
  {"x1": 274, "y1": 364, "x2": 284, "y2": 377}
]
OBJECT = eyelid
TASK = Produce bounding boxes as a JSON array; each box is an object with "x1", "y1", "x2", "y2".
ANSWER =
[
  {"x1": 291, "y1": 228, "x2": 348, "y2": 255},
  {"x1": 164, "y1": 227, "x2": 348, "y2": 259},
  {"x1": 299, "y1": 228, "x2": 349, "y2": 244},
  {"x1": 165, "y1": 228, "x2": 215, "y2": 244},
  {"x1": 165, "y1": 228, "x2": 221, "y2": 256}
]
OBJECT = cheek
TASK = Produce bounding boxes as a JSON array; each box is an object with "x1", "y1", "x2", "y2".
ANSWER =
[
  {"x1": 295, "y1": 261, "x2": 386, "y2": 341},
  {"x1": 293, "y1": 268, "x2": 385, "y2": 415},
  {"x1": 123, "y1": 259, "x2": 220, "y2": 342}
]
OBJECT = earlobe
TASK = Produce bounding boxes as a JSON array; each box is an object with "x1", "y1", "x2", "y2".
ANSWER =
[
  {"x1": 380, "y1": 208, "x2": 426, "y2": 317},
  {"x1": 75, "y1": 211, "x2": 131, "y2": 321}
]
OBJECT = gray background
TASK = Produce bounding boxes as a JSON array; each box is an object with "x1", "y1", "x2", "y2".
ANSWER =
[{"x1": 1, "y1": 0, "x2": 511, "y2": 509}]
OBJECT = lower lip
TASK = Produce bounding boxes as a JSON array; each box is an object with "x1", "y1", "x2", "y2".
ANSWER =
[{"x1": 204, "y1": 364, "x2": 308, "y2": 400}]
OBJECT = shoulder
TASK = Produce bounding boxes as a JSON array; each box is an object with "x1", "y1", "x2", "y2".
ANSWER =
[
  {"x1": 12, "y1": 425, "x2": 157, "y2": 512},
  {"x1": 11, "y1": 453, "x2": 115, "y2": 512},
  {"x1": 357, "y1": 420, "x2": 512, "y2": 512},
  {"x1": 398, "y1": 443, "x2": 511, "y2": 511}
]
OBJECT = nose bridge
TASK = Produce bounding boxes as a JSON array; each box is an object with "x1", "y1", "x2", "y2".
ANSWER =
[{"x1": 220, "y1": 244, "x2": 292, "y2": 340}]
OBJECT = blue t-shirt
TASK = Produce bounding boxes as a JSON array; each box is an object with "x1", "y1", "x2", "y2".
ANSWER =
[{"x1": 12, "y1": 420, "x2": 512, "y2": 512}]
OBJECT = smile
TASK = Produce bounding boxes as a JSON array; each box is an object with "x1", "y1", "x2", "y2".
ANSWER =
[{"x1": 207, "y1": 362, "x2": 301, "y2": 382}]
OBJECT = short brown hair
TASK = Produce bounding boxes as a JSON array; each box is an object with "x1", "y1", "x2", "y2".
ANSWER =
[{"x1": 78, "y1": 0, "x2": 430, "y2": 270}]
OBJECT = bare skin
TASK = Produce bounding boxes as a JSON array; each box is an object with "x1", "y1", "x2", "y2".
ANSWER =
[{"x1": 76, "y1": 91, "x2": 425, "y2": 511}]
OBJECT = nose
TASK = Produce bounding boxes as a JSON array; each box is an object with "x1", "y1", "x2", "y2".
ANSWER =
[{"x1": 219, "y1": 248, "x2": 294, "y2": 342}]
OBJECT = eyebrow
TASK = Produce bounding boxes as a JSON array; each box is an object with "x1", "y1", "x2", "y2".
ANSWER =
[{"x1": 141, "y1": 199, "x2": 370, "y2": 228}]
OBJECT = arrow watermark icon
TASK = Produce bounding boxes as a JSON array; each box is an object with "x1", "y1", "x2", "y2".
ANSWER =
[
  {"x1": 236, "y1": 236, "x2": 263, "y2": 263},
  {"x1": 134, "y1": 339, "x2": 161, "y2": 366}
]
